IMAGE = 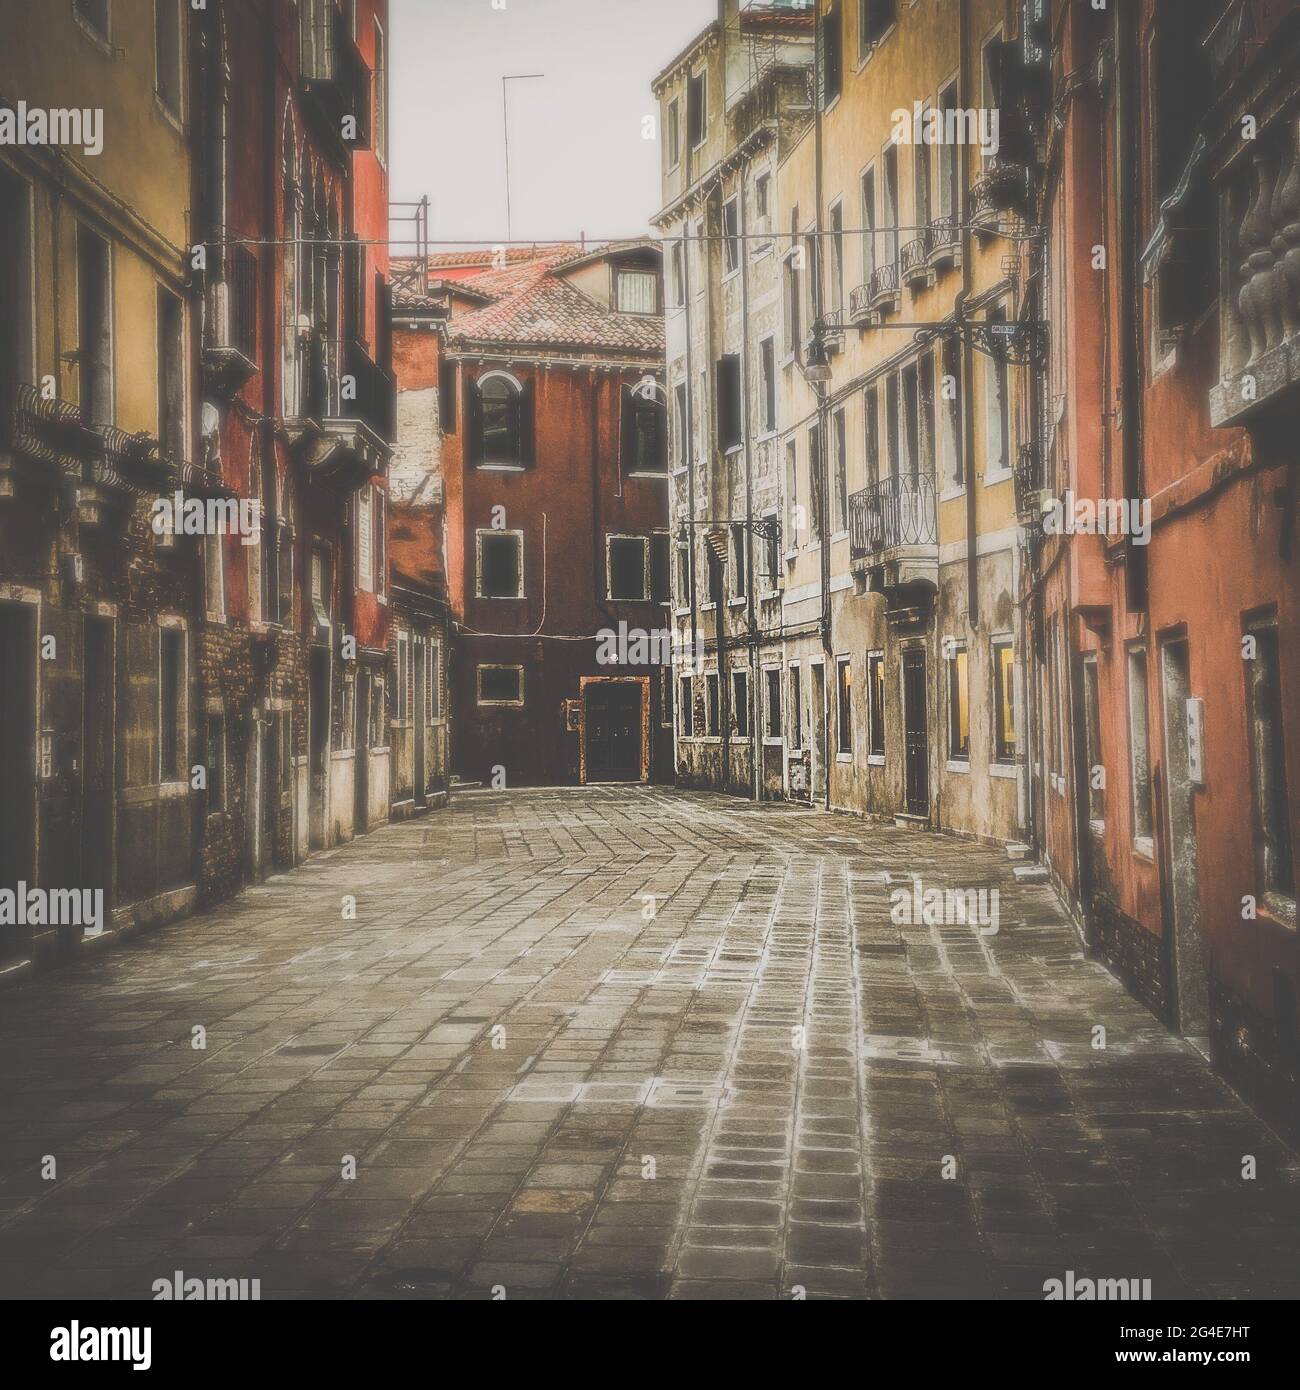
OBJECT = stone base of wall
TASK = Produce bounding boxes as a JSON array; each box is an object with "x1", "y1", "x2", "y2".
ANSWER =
[
  {"x1": 1211, "y1": 977, "x2": 1300, "y2": 1144},
  {"x1": 1088, "y1": 895, "x2": 1167, "y2": 1021}
]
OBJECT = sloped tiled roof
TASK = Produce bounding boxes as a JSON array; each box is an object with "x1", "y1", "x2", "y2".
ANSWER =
[{"x1": 445, "y1": 249, "x2": 664, "y2": 357}]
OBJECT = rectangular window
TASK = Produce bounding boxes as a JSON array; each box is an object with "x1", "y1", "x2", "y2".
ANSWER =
[
  {"x1": 478, "y1": 665, "x2": 524, "y2": 706},
  {"x1": 759, "y1": 337, "x2": 776, "y2": 433},
  {"x1": 984, "y1": 308, "x2": 1011, "y2": 476},
  {"x1": 730, "y1": 523, "x2": 747, "y2": 601},
  {"x1": 829, "y1": 202, "x2": 844, "y2": 317},
  {"x1": 864, "y1": 384, "x2": 880, "y2": 487},
  {"x1": 396, "y1": 632, "x2": 409, "y2": 721},
  {"x1": 706, "y1": 548, "x2": 722, "y2": 606},
  {"x1": 439, "y1": 360, "x2": 457, "y2": 433},
  {"x1": 679, "y1": 675, "x2": 694, "y2": 737},
  {"x1": 687, "y1": 71, "x2": 707, "y2": 148},
  {"x1": 205, "y1": 713, "x2": 225, "y2": 813},
  {"x1": 666, "y1": 97, "x2": 680, "y2": 168},
  {"x1": 947, "y1": 644, "x2": 970, "y2": 760},
  {"x1": 76, "y1": 0, "x2": 109, "y2": 39},
  {"x1": 159, "y1": 626, "x2": 184, "y2": 782},
  {"x1": 357, "y1": 486, "x2": 374, "y2": 591},
  {"x1": 732, "y1": 670, "x2": 750, "y2": 738},
  {"x1": 373, "y1": 19, "x2": 388, "y2": 165},
  {"x1": 836, "y1": 657, "x2": 852, "y2": 755},
  {"x1": 784, "y1": 208, "x2": 801, "y2": 356},
  {"x1": 808, "y1": 422, "x2": 824, "y2": 541},
  {"x1": 617, "y1": 270, "x2": 658, "y2": 314},
  {"x1": 993, "y1": 638, "x2": 1016, "y2": 762},
  {"x1": 0, "y1": 169, "x2": 35, "y2": 392},
  {"x1": 77, "y1": 225, "x2": 113, "y2": 428},
  {"x1": 650, "y1": 533, "x2": 671, "y2": 605},
  {"x1": 1083, "y1": 656, "x2": 1104, "y2": 826},
  {"x1": 155, "y1": 0, "x2": 182, "y2": 115},
  {"x1": 832, "y1": 407, "x2": 847, "y2": 532},
  {"x1": 1128, "y1": 645, "x2": 1154, "y2": 847},
  {"x1": 938, "y1": 81, "x2": 960, "y2": 221},
  {"x1": 765, "y1": 668, "x2": 782, "y2": 739},
  {"x1": 820, "y1": 1, "x2": 843, "y2": 108},
  {"x1": 338, "y1": 673, "x2": 355, "y2": 752},
  {"x1": 861, "y1": 0, "x2": 896, "y2": 57},
  {"x1": 1244, "y1": 617, "x2": 1294, "y2": 908},
  {"x1": 882, "y1": 144, "x2": 899, "y2": 269},
  {"x1": 868, "y1": 651, "x2": 885, "y2": 757},
  {"x1": 722, "y1": 198, "x2": 740, "y2": 275},
  {"x1": 624, "y1": 387, "x2": 665, "y2": 472},
  {"x1": 756, "y1": 173, "x2": 770, "y2": 221},
  {"x1": 785, "y1": 439, "x2": 799, "y2": 548},
  {"x1": 914, "y1": 112, "x2": 932, "y2": 233},
  {"x1": 674, "y1": 381, "x2": 688, "y2": 467},
  {"x1": 705, "y1": 671, "x2": 720, "y2": 735},
  {"x1": 760, "y1": 517, "x2": 779, "y2": 590},
  {"x1": 860, "y1": 165, "x2": 876, "y2": 289},
  {"x1": 478, "y1": 530, "x2": 523, "y2": 599},
  {"x1": 884, "y1": 373, "x2": 900, "y2": 477},
  {"x1": 608, "y1": 536, "x2": 648, "y2": 601},
  {"x1": 717, "y1": 354, "x2": 742, "y2": 452},
  {"x1": 675, "y1": 542, "x2": 690, "y2": 607},
  {"x1": 370, "y1": 676, "x2": 386, "y2": 748},
  {"x1": 789, "y1": 666, "x2": 803, "y2": 750},
  {"x1": 671, "y1": 240, "x2": 685, "y2": 307}
]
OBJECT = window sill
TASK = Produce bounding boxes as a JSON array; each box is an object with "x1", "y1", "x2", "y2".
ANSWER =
[
  {"x1": 836, "y1": 751, "x2": 853, "y2": 763},
  {"x1": 700, "y1": 601, "x2": 717, "y2": 611},
  {"x1": 1259, "y1": 895, "x2": 1297, "y2": 932},
  {"x1": 983, "y1": 468, "x2": 1013, "y2": 487},
  {"x1": 945, "y1": 758, "x2": 971, "y2": 774},
  {"x1": 727, "y1": 596, "x2": 747, "y2": 608},
  {"x1": 867, "y1": 753, "x2": 885, "y2": 767},
  {"x1": 477, "y1": 463, "x2": 526, "y2": 473},
  {"x1": 477, "y1": 701, "x2": 525, "y2": 710},
  {"x1": 831, "y1": 529, "x2": 849, "y2": 543},
  {"x1": 762, "y1": 736, "x2": 784, "y2": 747},
  {"x1": 988, "y1": 762, "x2": 1017, "y2": 779},
  {"x1": 939, "y1": 485, "x2": 967, "y2": 503},
  {"x1": 1133, "y1": 836, "x2": 1156, "y2": 862},
  {"x1": 1088, "y1": 819, "x2": 1106, "y2": 837},
  {"x1": 477, "y1": 594, "x2": 527, "y2": 601},
  {"x1": 758, "y1": 589, "x2": 782, "y2": 602},
  {"x1": 784, "y1": 549, "x2": 800, "y2": 563},
  {"x1": 628, "y1": 470, "x2": 670, "y2": 480}
]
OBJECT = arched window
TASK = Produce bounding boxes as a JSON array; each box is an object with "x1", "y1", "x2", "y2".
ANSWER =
[{"x1": 471, "y1": 370, "x2": 532, "y2": 468}]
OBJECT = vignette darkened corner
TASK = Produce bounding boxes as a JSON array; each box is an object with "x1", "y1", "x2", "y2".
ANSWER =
[{"x1": 0, "y1": 0, "x2": 1297, "y2": 1342}]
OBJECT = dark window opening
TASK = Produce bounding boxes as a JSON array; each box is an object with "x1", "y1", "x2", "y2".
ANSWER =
[
  {"x1": 609, "y1": 537, "x2": 647, "y2": 601},
  {"x1": 479, "y1": 665, "x2": 523, "y2": 705},
  {"x1": 716, "y1": 355, "x2": 742, "y2": 452},
  {"x1": 479, "y1": 532, "x2": 522, "y2": 598},
  {"x1": 650, "y1": 533, "x2": 671, "y2": 604}
]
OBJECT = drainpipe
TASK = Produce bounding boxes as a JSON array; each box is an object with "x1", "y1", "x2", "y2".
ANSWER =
[
  {"x1": 739, "y1": 151, "x2": 760, "y2": 803},
  {"x1": 814, "y1": 0, "x2": 831, "y2": 813},
  {"x1": 959, "y1": 0, "x2": 978, "y2": 631}
]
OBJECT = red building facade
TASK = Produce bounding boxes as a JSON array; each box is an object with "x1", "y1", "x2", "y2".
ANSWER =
[
  {"x1": 393, "y1": 244, "x2": 673, "y2": 787},
  {"x1": 1022, "y1": 0, "x2": 1299, "y2": 1130},
  {"x1": 195, "y1": 0, "x2": 396, "y2": 885}
]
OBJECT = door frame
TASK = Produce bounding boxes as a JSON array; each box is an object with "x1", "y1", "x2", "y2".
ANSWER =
[
  {"x1": 80, "y1": 606, "x2": 116, "y2": 922},
  {"x1": 901, "y1": 643, "x2": 930, "y2": 819},
  {"x1": 578, "y1": 675, "x2": 650, "y2": 785},
  {"x1": 0, "y1": 590, "x2": 41, "y2": 921},
  {"x1": 1159, "y1": 632, "x2": 1209, "y2": 1037}
]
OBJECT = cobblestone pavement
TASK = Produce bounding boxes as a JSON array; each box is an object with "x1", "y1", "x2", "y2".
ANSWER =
[{"x1": 1, "y1": 787, "x2": 1297, "y2": 1301}]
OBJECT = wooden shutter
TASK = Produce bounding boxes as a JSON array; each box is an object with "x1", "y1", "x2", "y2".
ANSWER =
[
  {"x1": 466, "y1": 375, "x2": 483, "y2": 466},
  {"x1": 519, "y1": 379, "x2": 535, "y2": 467}
]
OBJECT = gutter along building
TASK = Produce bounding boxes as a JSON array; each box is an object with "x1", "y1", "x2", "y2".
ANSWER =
[
  {"x1": 0, "y1": 0, "x2": 435, "y2": 985},
  {"x1": 391, "y1": 242, "x2": 672, "y2": 787}
]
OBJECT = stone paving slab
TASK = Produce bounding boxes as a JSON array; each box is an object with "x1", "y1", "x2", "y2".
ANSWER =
[{"x1": 0, "y1": 787, "x2": 1296, "y2": 1301}]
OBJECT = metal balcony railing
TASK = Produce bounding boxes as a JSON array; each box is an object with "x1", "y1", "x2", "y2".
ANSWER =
[
  {"x1": 343, "y1": 338, "x2": 396, "y2": 444},
  {"x1": 849, "y1": 472, "x2": 937, "y2": 559},
  {"x1": 900, "y1": 232, "x2": 932, "y2": 285}
]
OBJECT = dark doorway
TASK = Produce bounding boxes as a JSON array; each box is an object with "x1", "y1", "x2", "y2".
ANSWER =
[
  {"x1": 308, "y1": 647, "x2": 329, "y2": 849},
  {"x1": 414, "y1": 642, "x2": 427, "y2": 806},
  {"x1": 585, "y1": 681, "x2": 644, "y2": 783},
  {"x1": 1160, "y1": 637, "x2": 1209, "y2": 1037},
  {"x1": 903, "y1": 646, "x2": 929, "y2": 818},
  {"x1": 81, "y1": 615, "x2": 114, "y2": 920},
  {"x1": 354, "y1": 671, "x2": 369, "y2": 834},
  {"x1": 0, "y1": 606, "x2": 37, "y2": 952}
]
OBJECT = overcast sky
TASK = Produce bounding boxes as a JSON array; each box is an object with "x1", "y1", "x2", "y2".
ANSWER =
[{"x1": 390, "y1": 0, "x2": 716, "y2": 250}]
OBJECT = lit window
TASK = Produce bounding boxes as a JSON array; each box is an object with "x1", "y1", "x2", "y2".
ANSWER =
[{"x1": 947, "y1": 645, "x2": 969, "y2": 760}]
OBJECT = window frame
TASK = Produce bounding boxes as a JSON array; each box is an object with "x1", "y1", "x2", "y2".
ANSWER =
[
  {"x1": 607, "y1": 533, "x2": 650, "y2": 603},
  {"x1": 477, "y1": 663, "x2": 525, "y2": 708},
  {"x1": 476, "y1": 528, "x2": 525, "y2": 600}
]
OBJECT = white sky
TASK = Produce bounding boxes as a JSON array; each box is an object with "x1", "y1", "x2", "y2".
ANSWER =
[{"x1": 390, "y1": 0, "x2": 716, "y2": 250}]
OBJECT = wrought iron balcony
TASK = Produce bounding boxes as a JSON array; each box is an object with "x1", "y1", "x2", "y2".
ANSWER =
[
  {"x1": 849, "y1": 472, "x2": 937, "y2": 560},
  {"x1": 1014, "y1": 440, "x2": 1043, "y2": 522},
  {"x1": 901, "y1": 232, "x2": 935, "y2": 289},
  {"x1": 1, "y1": 381, "x2": 100, "y2": 474},
  {"x1": 927, "y1": 215, "x2": 961, "y2": 270},
  {"x1": 342, "y1": 338, "x2": 396, "y2": 445}
]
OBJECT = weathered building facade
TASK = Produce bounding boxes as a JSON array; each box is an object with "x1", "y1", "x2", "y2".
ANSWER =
[
  {"x1": 392, "y1": 244, "x2": 672, "y2": 788},
  {"x1": 0, "y1": 0, "x2": 424, "y2": 986},
  {"x1": 654, "y1": 0, "x2": 816, "y2": 799},
  {"x1": 1021, "y1": 0, "x2": 1300, "y2": 1129}
]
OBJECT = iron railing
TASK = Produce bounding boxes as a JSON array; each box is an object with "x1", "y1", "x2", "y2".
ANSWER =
[{"x1": 849, "y1": 472, "x2": 937, "y2": 559}]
